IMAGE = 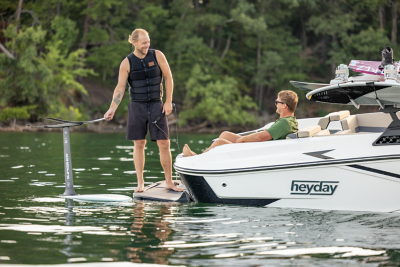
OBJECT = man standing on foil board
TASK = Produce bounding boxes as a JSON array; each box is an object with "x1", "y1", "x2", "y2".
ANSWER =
[{"x1": 104, "y1": 29, "x2": 183, "y2": 193}]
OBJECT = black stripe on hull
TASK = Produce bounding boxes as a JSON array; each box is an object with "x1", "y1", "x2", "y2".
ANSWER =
[
  {"x1": 348, "y1": 164, "x2": 400, "y2": 179},
  {"x1": 174, "y1": 154, "x2": 400, "y2": 175},
  {"x1": 179, "y1": 173, "x2": 279, "y2": 207}
]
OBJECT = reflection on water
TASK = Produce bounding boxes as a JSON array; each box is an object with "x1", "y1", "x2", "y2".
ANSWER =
[
  {"x1": 127, "y1": 202, "x2": 176, "y2": 264},
  {"x1": 1, "y1": 132, "x2": 400, "y2": 266}
]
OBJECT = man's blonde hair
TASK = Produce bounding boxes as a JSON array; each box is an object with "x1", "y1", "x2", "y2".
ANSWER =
[
  {"x1": 128, "y1": 29, "x2": 149, "y2": 44},
  {"x1": 278, "y1": 90, "x2": 298, "y2": 113}
]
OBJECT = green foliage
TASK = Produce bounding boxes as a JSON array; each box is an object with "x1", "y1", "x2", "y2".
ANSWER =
[
  {"x1": 50, "y1": 16, "x2": 79, "y2": 54},
  {"x1": 0, "y1": 17, "x2": 95, "y2": 116},
  {"x1": 0, "y1": 25, "x2": 48, "y2": 107},
  {"x1": 180, "y1": 65, "x2": 257, "y2": 126},
  {"x1": 86, "y1": 41, "x2": 131, "y2": 82},
  {"x1": 48, "y1": 102, "x2": 84, "y2": 121},
  {"x1": 3, "y1": 0, "x2": 400, "y2": 127},
  {"x1": 0, "y1": 105, "x2": 36, "y2": 121},
  {"x1": 135, "y1": 3, "x2": 169, "y2": 34}
]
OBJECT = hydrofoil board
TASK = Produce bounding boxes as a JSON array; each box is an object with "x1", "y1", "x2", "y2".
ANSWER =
[
  {"x1": 60, "y1": 194, "x2": 132, "y2": 202},
  {"x1": 133, "y1": 180, "x2": 191, "y2": 203}
]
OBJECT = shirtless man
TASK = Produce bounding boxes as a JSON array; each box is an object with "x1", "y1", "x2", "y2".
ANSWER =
[
  {"x1": 183, "y1": 90, "x2": 299, "y2": 157},
  {"x1": 104, "y1": 29, "x2": 182, "y2": 193}
]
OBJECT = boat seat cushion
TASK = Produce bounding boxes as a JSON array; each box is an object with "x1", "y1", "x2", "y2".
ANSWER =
[
  {"x1": 335, "y1": 129, "x2": 352, "y2": 135},
  {"x1": 297, "y1": 125, "x2": 322, "y2": 138},
  {"x1": 318, "y1": 116, "x2": 330, "y2": 130},
  {"x1": 329, "y1": 110, "x2": 350, "y2": 121},
  {"x1": 318, "y1": 110, "x2": 350, "y2": 130},
  {"x1": 341, "y1": 115, "x2": 358, "y2": 133},
  {"x1": 314, "y1": 129, "x2": 330, "y2": 137}
]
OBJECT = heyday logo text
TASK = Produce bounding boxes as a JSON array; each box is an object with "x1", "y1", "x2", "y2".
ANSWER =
[{"x1": 291, "y1": 180, "x2": 338, "y2": 195}]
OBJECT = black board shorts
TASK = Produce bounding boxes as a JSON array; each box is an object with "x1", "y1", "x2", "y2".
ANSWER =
[{"x1": 126, "y1": 101, "x2": 169, "y2": 141}]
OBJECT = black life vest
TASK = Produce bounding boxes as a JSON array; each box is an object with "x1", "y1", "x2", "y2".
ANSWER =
[{"x1": 126, "y1": 49, "x2": 163, "y2": 102}]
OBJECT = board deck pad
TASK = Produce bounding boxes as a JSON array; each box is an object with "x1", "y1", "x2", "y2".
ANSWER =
[
  {"x1": 133, "y1": 180, "x2": 191, "y2": 203},
  {"x1": 348, "y1": 60, "x2": 399, "y2": 76}
]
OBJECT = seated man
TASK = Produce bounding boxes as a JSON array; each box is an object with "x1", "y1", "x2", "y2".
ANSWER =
[{"x1": 183, "y1": 90, "x2": 298, "y2": 157}]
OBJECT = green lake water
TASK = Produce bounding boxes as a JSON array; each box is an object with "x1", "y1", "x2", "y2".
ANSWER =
[{"x1": 1, "y1": 132, "x2": 400, "y2": 267}]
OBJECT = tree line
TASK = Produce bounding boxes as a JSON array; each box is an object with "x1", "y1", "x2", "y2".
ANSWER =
[{"x1": 0, "y1": 0, "x2": 399, "y2": 128}]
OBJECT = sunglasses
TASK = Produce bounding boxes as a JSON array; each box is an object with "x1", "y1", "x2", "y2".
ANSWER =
[{"x1": 275, "y1": 100, "x2": 285, "y2": 105}]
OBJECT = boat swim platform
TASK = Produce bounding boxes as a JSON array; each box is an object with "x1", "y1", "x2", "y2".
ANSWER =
[{"x1": 133, "y1": 180, "x2": 192, "y2": 203}]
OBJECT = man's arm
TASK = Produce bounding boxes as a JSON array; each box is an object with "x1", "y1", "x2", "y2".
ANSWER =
[
  {"x1": 155, "y1": 50, "x2": 173, "y2": 115},
  {"x1": 104, "y1": 58, "x2": 129, "y2": 121},
  {"x1": 236, "y1": 131, "x2": 273, "y2": 143}
]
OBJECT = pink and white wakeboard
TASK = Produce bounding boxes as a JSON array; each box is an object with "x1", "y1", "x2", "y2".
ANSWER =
[{"x1": 348, "y1": 60, "x2": 399, "y2": 76}]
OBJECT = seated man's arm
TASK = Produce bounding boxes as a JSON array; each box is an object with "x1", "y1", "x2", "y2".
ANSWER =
[
  {"x1": 236, "y1": 131, "x2": 272, "y2": 143},
  {"x1": 236, "y1": 118, "x2": 292, "y2": 143}
]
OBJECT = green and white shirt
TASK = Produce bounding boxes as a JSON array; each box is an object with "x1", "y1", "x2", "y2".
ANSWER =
[{"x1": 265, "y1": 116, "x2": 298, "y2": 140}]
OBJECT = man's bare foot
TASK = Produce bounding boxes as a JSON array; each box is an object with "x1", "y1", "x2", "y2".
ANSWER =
[
  {"x1": 182, "y1": 144, "x2": 197, "y2": 157},
  {"x1": 135, "y1": 183, "x2": 145, "y2": 193},
  {"x1": 166, "y1": 181, "x2": 184, "y2": 192}
]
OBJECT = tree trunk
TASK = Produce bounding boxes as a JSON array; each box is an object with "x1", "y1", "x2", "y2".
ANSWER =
[
  {"x1": 379, "y1": 6, "x2": 385, "y2": 29},
  {"x1": 80, "y1": 0, "x2": 92, "y2": 50},
  {"x1": 216, "y1": 24, "x2": 222, "y2": 53},
  {"x1": 258, "y1": 84, "x2": 264, "y2": 115},
  {"x1": 57, "y1": 2, "x2": 61, "y2": 16},
  {"x1": 256, "y1": 38, "x2": 262, "y2": 114},
  {"x1": 0, "y1": 43, "x2": 15, "y2": 59},
  {"x1": 392, "y1": 0, "x2": 397, "y2": 44},
  {"x1": 300, "y1": 13, "x2": 307, "y2": 50},
  {"x1": 15, "y1": 0, "x2": 23, "y2": 32},
  {"x1": 331, "y1": 34, "x2": 338, "y2": 77},
  {"x1": 220, "y1": 36, "x2": 231, "y2": 60},
  {"x1": 209, "y1": 37, "x2": 214, "y2": 49}
]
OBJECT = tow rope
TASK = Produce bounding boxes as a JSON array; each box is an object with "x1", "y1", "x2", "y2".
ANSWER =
[{"x1": 152, "y1": 103, "x2": 181, "y2": 184}]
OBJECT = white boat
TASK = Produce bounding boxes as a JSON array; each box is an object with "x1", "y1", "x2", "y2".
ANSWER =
[{"x1": 173, "y1": 64, "x2": 400, "y2": 212}]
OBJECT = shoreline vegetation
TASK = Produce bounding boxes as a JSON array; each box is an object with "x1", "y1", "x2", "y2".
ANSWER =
[
  {"x1": 0, "y1": 104, "x2": 380, "y2": 134},
  {"x1": 0, "y1": 123, "x2": 255, "y2": 134},
  {"x1": 0, "y1": 113, "x2": 270, "y2": 134},
  {"x1": 1, "y1": 0, "x2": 396, "y2": 132}
]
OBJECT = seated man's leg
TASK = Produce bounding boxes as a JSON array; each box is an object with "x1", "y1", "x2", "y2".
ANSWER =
[
  {"x1": 203, "y1": 138, "x2": 232, "y2": 153},
  {"x1": 183, "y1": 138, "x2": 232, "y2": 157},
  {"x1": 182, "y1": 144, "x2": 197, "y2": 157},
  {"x1": 219, "y1": 131, "x2": 241, "y2": 143}
]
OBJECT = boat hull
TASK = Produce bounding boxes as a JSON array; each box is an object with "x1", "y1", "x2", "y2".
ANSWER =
[
  {"x1": 178, "y1": 159, "x2": 400, "y2": 212},
  {"x1": 174, "y1": 120, "x2": 400, "y2": 212},
  {"x1": 179, "y1": 173, "x2": 279, "y2": 206}
]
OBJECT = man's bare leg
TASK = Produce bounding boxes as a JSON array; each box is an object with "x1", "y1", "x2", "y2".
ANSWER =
[
  {"x1": 134, "y1": 139, "x2": 146, "y2": 193},
  {"x1": 157, "y1": 139, "x2": 183, "y2": 192},
  {"x1": 183, "y1": 138, "x2": 232, "y2": 157},
  {"x1": 202, "y1": 138, "x2": 232, "y2": 153},
  {"x1": 219, "y1": 131, "x2": 241, "y2": 143}
]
